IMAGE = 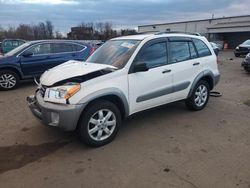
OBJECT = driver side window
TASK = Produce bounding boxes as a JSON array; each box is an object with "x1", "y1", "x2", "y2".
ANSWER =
[
  {"x1": 135, "y1": 42, "x2": 168, "y2": 69},
  {"x1": 29, "y1": 43, "x2": 52, "y2": 55}
]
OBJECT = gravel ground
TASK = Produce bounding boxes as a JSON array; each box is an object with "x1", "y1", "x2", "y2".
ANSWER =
[{"x1": 0, "y1": 50, "x2": 250, "y2": 188}]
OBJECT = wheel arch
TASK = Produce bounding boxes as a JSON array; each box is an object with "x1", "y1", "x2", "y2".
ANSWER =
[
  {"x1": 78, "y1": 88, "x2": 129, "y2": 119},
  {"x1": 0, "y1": 66, "x2": 23, "y2": 79},
  {"x1": 188, "y1": 70, "x2": 215, "y2": 98},
  {"x1": 76, "y1": 92, "x2": 129, "y2": 131}
]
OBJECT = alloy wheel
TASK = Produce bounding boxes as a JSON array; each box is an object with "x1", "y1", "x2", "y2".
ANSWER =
[
  {"x1": 0, "y1": 74, "x2": 16, "y2": 89},
  {"x1": 194, "y1": 84, "x2": 208, "y2": 107},
  {"x1": 87, "y1": 109, "x2": 117, "y2": 141}
]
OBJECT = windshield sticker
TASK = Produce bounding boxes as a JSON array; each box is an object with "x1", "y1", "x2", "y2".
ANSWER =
[{"x1": 121, "y1": 42, "x2": 135, "y2": 49}]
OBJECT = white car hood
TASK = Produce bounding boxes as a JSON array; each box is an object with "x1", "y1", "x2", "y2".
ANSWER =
[{"x1": 40, "y1": 60, "x2": 117, "y2": 86}]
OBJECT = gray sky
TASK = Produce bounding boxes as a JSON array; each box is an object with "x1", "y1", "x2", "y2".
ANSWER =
[{"x1": 0, "y1": 0, "x2": 249, "y2": 33}]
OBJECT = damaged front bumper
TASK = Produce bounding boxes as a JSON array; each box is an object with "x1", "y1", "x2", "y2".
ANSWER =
[{"x1": 27, "y1": 91, "x2": 86, "y2": 131}]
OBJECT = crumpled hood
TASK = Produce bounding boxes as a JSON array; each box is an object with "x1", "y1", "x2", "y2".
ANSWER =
[{"x1": 40, "y1": 60, "x2": 117, "y2": 86}]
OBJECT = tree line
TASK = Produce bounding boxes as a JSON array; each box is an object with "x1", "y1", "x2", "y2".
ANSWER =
[{"x1": 0, "y1": 20, "x2": 137, "y2": 41}]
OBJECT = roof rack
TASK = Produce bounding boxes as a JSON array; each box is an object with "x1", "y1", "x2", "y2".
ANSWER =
[
  {"x1": 155, "y1": 31, "x2": 201, "y2": 36},
  {"x1": 137, "y1": 31, "x2": 160, "y2": 34}
]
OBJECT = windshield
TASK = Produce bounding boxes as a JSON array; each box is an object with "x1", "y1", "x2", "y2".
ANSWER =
[
  {"x1": 5, "y1": 42, "x2": 30, "y2": 56},
  {"x1": 242, "y1": 40, "x2": 250, "y2": 45},
  {"x1": 87, "y1": 39, "x2": 140, "y2": 69}
]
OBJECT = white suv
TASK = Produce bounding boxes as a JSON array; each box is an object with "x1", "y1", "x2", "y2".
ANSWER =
[{"x1": 27, "y1": 33, "x2": 220, "y2": 147}]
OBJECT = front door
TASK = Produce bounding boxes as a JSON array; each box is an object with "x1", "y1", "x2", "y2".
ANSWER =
[
  {"x1": 20, "y1": 43, "x2": 53, "y2": 76},
  {"x1": 128, "y1": 39, "x2": 174, "y2": 114}
]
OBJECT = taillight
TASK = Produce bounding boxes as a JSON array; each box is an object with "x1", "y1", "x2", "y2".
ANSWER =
[
  {"x1": 216, "y1": 56, "x2": 219, "y2": 64},
  {"x1": 90, "y1": 47, "x2": 95, "y2": 55}
]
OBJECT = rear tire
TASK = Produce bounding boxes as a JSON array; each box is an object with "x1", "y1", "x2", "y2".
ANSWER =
[
  {"x1": 185, "y1": 80, "x2": 210, "y2": 111},
  {"x1": 78, "y1": 100, "x2": 121, "y2": 147},
  {"x1": 0, "y1": 70, "x2": 20, "y2": 91}
]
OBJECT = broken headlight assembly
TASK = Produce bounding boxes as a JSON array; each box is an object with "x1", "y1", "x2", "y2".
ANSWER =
[{"x1": 44, "y1": 83, "x2": 81, "y2": 104}]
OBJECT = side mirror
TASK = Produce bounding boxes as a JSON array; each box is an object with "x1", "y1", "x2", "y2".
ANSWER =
[
  {"x1": 21, "y1": 51, "x2": 33, "y2": 57},
  {"x1": 134, "y1": 63, "x2": 149, "y2": 73}
]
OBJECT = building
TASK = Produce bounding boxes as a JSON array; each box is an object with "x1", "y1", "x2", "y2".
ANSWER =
[
  {"x1": 67, "y1": 26, "x2": 94, "y2": 40},
  {"x1": 138, "y1": 15, "x2": 250, "y2": 48}
]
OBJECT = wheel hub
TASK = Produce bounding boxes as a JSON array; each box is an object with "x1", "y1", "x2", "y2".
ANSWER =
[
  {"x1": 0, "y1": 74, "x2": 16, "y2": 89},
  {"x1": 87, "y1": 109, "x2": 116, "y2": 141},
  {"x1": 194, "y1": 85, "x2": 208, "y2": 107}
]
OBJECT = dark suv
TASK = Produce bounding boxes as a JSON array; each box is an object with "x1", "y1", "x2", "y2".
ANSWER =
[{"x1": 0, "y1": 40, "x2": 94, "y2": 90}]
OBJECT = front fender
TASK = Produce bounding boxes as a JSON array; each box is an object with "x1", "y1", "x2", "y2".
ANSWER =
[{"x1": 78, "y1": 88, "x2": 129, "y2": 117}]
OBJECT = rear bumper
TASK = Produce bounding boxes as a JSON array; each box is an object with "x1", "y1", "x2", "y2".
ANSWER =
[
  {"x1": 27, "y1": 91, "x2": 86, "y2": 131},
  {"x1": 214, "y1": 74, "x2": 220, "y2": 87}
]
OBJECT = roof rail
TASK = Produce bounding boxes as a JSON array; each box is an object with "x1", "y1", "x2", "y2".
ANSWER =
[
  {"x1": 155, "y1": 31, "x2": 201, "y2": 36},
  {"x1": 137, "y1": 31, "x2": 160, "y2": 34}
]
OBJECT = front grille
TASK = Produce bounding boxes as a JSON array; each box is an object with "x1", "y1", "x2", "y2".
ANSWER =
[
  {"x1": 239, "y1": 47, "x2": 248, "y2": 51},
  {"x1": 40, "y1": 85, "x2": 47, "y2": 98}
]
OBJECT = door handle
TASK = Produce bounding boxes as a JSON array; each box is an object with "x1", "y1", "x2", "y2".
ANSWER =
[
  {"x1": 162, "y1": 69, "x2": 171, "y2": 74},
  {"x1": 193, "y1": 62, "x2": 200, "y2": 66}
]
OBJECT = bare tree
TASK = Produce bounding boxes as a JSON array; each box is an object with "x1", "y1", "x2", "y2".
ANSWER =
[{"x1": 46, "y1": 20, "x2": 54, "y2": 39}]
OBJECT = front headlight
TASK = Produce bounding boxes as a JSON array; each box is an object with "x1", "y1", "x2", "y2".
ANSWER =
[
  {"x1": 236, "y1": 46, "x2": 239, "y2": 50},
  {"x1": 45, "y1": 83, "x2": 81, "y2": 103}
]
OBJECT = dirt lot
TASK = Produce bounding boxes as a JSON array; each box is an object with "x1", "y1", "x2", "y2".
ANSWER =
[{"x1": 0, "y1": 51, "x2": 250, "y2": 188}]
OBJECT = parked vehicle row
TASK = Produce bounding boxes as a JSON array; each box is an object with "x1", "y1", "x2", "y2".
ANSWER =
[
  {"x1": 210, "y1": 42, "x2": 221, "y2": 56},
  {"x1": 242, "y1": 53, "x2": 250, "y2": 72},
  {"x1": 27, "y1": 32, "x2": 220, "y2": 147},
  {"x1": 234, "y1": 39, "x2": 250, "y2": 57},
  {"x1": 0, "y1": 40, "x2": 94, "y2": 90}
]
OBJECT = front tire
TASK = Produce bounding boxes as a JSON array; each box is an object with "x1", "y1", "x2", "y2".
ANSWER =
[
  {"x1": 185, "y1": 80, "x2": 210, "y2": 111},
  {"x1": 235, "y1": 53, "x2": 240, "y2": 57},
  {"x1": 0, "y1": 70, "x2": 20, "y2": 91},
  {"x1": 78, "y1": 100, "x2": 121, "y2": 147}
]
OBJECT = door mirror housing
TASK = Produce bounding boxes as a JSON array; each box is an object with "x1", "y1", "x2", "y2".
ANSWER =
[
  {"x1": 133, "y1": 63, "x2": 149, "y2": 73},
  {"x1": 21, "y1": 51, "x2": 33, "y2": 57}
]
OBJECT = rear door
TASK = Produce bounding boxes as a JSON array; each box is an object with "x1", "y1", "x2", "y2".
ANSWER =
[
  {"x1": 192, "y1": 38, "x2": 217, "y2": 75},
  {"x1": 168, "y1": 37, "x2": 202, "y2": 101},
  {"x1": 49, "y1": 42, "x2": 88, "y2": 64},
  {"x1": 47, "y1": 42, "x2": 75, "y2": 68}
]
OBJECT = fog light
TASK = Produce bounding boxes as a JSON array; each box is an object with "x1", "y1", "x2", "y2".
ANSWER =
[{"x1": 49, "y1": 112, "x2": 59, "y2": 126}]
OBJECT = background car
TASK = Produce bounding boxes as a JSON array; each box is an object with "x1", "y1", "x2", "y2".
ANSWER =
[
  {"x1": 210, "y1": 42, "x2": 220, "y2": 56},
  {"x1": 241, "y1": 53, "x2": 250, "y2": 72},
  {"x1": 0, "y1": 40, "x2": 94, "y2": 90},
  {"x1": 0, "y1": 42, "x2": 2, "y2": 56},
  {"x1": 234, "y1": 39, "x2": 250, "y2": 57},
  {"x1": 1, "y1": 39, "x2": 26, "y2": 54}
]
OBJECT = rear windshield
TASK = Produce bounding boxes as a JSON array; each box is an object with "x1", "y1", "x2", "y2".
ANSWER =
[{"x1": 87, "y1": 39, "x2": 140, "y2": 69}]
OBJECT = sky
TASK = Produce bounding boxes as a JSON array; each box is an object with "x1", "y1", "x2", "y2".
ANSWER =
[{"x1": 0, "y1": 0, "x2": 249, "y2": 33}]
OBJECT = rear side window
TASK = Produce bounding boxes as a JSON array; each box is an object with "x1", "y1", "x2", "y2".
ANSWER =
[
  {"x1": 169, "y1": 41, "x2": 190, "y2": 63},
  {"x1": 193, "y1": 38, "x2": 211, "y2": 57},
  {"x1": 73, "y1": 44, "x2": 86, "y2": 51},
  {"x1": 136, "y1": 42, "x2": 167, "y2": 69},
  {"x1": 189, "y1": 42, "x2": 198, "y2": 59},
  {"x1": 52, "y1": 43, "x2": 74, "y2": 53}
]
